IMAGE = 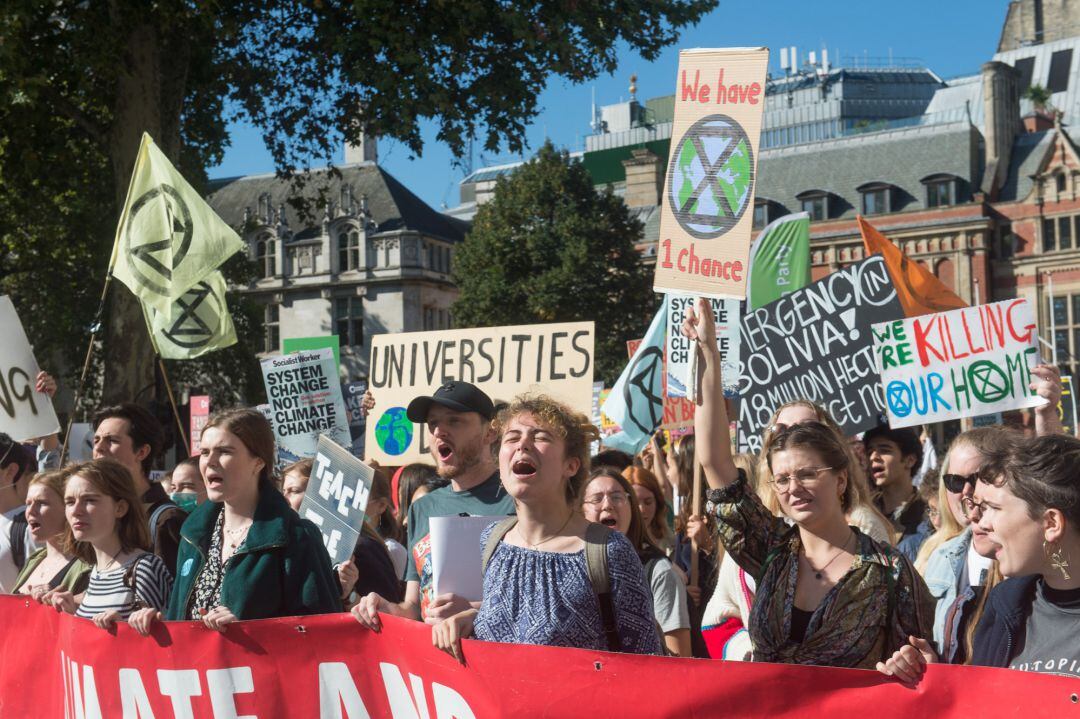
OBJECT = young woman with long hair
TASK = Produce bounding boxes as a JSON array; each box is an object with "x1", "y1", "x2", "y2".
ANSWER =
[
  {"x1": 684, "y1": 299, "x2": 933, "y2": 669},
  {"x1": 48, "y1": 459, "x2": 172, "y2": 630},
  {"x1": 431, "y1": 395, "x2": 660, "y2": 660},
  {"x1": 12, "y1": 471, "x2": 91, "y2": 598},
  {"x1": 582, "y1": 467, "x2": 691, "y2": 656},
  {"x1": 128, "y1": 409, "x2": 340, "y2": 636}
]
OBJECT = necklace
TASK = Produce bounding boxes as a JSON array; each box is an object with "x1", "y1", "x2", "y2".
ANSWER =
[
  {"x1": 518, "y1": 513, "x2": 574, "y2": 550},
  {"x1": 224, "y1": 522, "x2": 252, "y2": 550},
  {"x1": 804, "y1": 531, "x2": 855, "y2": 580}
]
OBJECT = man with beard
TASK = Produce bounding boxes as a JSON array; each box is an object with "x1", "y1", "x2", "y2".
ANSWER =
[{"x1": 352, "y1": 382, "x2": 514, "y2": 627}]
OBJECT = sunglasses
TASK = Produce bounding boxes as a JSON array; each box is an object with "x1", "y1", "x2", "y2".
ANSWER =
[{"x1": 942, "y1": 471, "x2": 981, "y2": 494}]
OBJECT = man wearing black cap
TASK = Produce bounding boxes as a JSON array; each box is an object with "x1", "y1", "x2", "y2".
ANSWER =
[{"x1": 352, "y1": 381, "x2": 514, "y2": 629}]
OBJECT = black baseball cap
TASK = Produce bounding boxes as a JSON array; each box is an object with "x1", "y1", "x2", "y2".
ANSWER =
[{"x1": 406, "y1": 381, "x2": 495, "y2": 423}]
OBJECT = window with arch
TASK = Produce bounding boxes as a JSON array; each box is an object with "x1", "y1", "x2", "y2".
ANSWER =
[
  {"x1": 338, "y1": 228, "x2": 360, "y2": 271},
  {"x1": 256, "y1": 235, "x2": 276, "y2": 278},
  {"x1": 857, "y1": 182, "x2": 894, "y2": 216},
  {"x1": 796, "y1": 191, "x2": 830, "y2": 221},
  {"x1": 922, "y1": 174, "x2": 959, "y2": 208}
]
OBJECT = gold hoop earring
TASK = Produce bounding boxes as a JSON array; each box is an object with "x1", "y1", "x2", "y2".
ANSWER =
[{"x1": 1045, "y1": 540, "x2": 1072, "y2": 581}]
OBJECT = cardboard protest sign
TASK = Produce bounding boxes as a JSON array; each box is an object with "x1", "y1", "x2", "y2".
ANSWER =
[
  {"x1": 738, "y1": 255, "x2": 904, "y2": 453},
  {"x1": 297, "y1": 435, "x2": 374, "y2": 566},
  {"x1": 189, "y1": 395, "x2": 210, "y2": 456},
  {"x1": 654, "y1": 48, "x2": 769, "y2": 300},
  {"x1": 872, "y1": 299, "x2": 1043, "y2": 429},
  {"x1": 665, "y1": 294, "x2": 741, "y2": 398},
  {"x1": 0, "y1": 296, "x2": 60, "y2": 442},
  {"x1": 261, "y1": 349, "x2": 352, "y2": 467},
  {"x1": 366, "y1": 322, "x2": 594, "y2": 464},
  {"x1": 342, "y1": 380, "x2": 368, "y2": 459}
]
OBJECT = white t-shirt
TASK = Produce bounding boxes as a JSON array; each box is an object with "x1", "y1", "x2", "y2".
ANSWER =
[
  {"x1": 385, "y1": 538, "x2": 408, "y2": 580},
  {"x1": 0, "y1": 506, "x2": 33, "y2": 593},
  {"x1": 967, "y1": 540, "x2": 994, "y2": 587}
]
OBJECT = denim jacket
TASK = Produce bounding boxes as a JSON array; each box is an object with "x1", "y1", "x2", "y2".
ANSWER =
[{"x1": 923, "y1": 528, "x2": 970, "y2": 656}]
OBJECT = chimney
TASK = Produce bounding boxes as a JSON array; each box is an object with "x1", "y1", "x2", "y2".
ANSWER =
[
  {"x1": 980, "y1": 61, "x2": 1021, "y2": 197},
  {"x1": 621, "y1": 149, "x2": 663, "y2": 208},
  {"x1": 345, "y1": 131, "x2": 377, "y2": 165}
]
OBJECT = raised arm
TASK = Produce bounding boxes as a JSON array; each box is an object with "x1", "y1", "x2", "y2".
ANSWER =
[
  {"x1": 682, "y1": 298, "x2": 739, "y2": 490},
  {"x1": 1031, "y1": 364, "x2": 1065, "y2": 437}
]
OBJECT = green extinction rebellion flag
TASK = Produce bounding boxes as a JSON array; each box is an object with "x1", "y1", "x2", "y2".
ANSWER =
[
  {"x1": 111, "y1": 133, "x2": 245, "y2": 313},
  {"x1": 143, "y1": 270, "x2": 237, "y2": 360},
  {"x1": 745, "y1": 212, "x2": 811, "y2": 310}
]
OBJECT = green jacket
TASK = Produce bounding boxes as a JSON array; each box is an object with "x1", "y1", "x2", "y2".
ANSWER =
[{"x1": 165, "y1": 487, "x2": 341, "y2": 621}]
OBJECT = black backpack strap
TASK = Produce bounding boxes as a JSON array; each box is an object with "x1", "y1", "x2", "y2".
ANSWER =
[
  {"x1": 583, "y1": 523, "x2": 621, "y2": 652},
  {"x1": 9, "y1": 513, "x2": 28, "y2": 570},
  {"x1": 480, "y1": 517, "x2": 518, "y2": 574}
]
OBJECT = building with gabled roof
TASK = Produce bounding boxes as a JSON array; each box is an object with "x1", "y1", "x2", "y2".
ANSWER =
[{"x1": 207, "y1": 143, "x2": 468, "y2": 381}]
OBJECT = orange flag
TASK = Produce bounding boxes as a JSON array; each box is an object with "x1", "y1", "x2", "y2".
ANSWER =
[{"x1": 858, "y1": 215, "x2": 967, "y2": 317}]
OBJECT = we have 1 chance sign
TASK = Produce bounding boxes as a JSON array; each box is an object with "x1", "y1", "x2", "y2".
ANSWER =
[{"x1": 873, "y1": 299, "x2": 1044, "y2": 428}]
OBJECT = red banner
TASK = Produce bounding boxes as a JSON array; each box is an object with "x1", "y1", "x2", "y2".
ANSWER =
[{"x1": 0, "y1": 595, "x2": 1075, "y2": 718}]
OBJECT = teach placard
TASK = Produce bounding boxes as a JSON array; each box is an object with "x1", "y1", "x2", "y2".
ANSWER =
[
  {"x1": 297, "y1": 434, "x2": 374, "y2": 566},
  {"x1": 0, "y1": 296, "x2": 60, "y2": 442},
  {"x1": 654, "y1": 47, "x2": 769, "y2": 300},
  {"x1": 738, "y1": 255, "x2": 904, "y2": 452},
  {"x1": 873, "y1": 299, "x2": 1043, "y2": 428},
  {"x1": 366, "y1": 322, "x2": 594, "y2": 464}
]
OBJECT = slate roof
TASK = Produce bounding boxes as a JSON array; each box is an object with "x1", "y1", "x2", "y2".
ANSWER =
[
  {"x1": 755, "y1": 121, "x2": 983, "y2": 220},
  {"x1": 207, "y1": 163, "x2": 470, "y2": 243},
  {"x1": 998, "y1": 130, "x2": 1054, "y2": 202}
]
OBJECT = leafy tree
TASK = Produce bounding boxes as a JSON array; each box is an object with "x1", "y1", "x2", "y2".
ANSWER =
[
  {"x1": 0, "y1": 0, "x2": 714, "y2": 414},
  {"x1": 452, "y1": 143, "x2": 657, "y2": 385}
]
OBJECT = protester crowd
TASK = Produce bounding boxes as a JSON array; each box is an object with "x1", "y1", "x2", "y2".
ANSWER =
[{"x1": 2, "y1": 302, "x2": 1078, "y2": 687}]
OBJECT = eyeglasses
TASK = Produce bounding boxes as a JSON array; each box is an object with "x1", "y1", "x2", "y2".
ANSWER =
[
  {"x1": 942, "y1": 472, "x2": 982, "y2": 494},
  {"x1": 927, "y1": 507, "x2": 941, "y2": 521},
  {"x1": 770, "y1": 466, "x2": 834, "y2": 492},
  {"x1": 583, "y1": 491, "x2": 630, "y2": 506},
  {"x1": 961, "y1": 496, "x2": 996, "y2": 520}
]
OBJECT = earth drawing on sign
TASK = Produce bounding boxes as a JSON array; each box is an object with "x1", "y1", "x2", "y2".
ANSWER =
[
  {"x1": 667, "y1": 114, "x2": 754, "y2": 239},
  {"x1": 375, "y1": 407, "x2": 413, "y2": 456}
]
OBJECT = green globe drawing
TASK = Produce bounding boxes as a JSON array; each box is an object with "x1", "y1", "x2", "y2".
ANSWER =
[
  {"x1": 375, "y1": 407, "x2": 413, "y2": 456},
  {"x1": 667, "y1": 114, "x2": 754, "y2": 238}
]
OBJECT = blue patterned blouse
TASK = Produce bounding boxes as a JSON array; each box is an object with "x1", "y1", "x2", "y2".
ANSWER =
[{"x1": 473, "y1": 523, "x2": 661, "y2": 655}]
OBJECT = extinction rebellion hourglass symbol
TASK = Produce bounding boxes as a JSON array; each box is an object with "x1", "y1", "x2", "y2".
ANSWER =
[{"x1": 666, "y1": 114, "x2": 755, "y2": 239}]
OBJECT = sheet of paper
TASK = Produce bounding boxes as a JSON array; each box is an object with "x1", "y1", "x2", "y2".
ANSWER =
[{"x1": 430, "y1": 515, "x2": 508, "y2": 601}]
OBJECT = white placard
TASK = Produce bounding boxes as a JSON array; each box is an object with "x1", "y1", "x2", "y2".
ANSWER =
[
  {"x1": 873, "y1": 299, "x2": 1044, "y2": 428},
  {"x1": 0, "y1": 296, "x2": 60, "y2": 442}
]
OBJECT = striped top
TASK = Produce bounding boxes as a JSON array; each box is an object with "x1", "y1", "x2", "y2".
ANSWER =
[{"x1": 74, "y1": 552, "x2": 173, "y2": 620}]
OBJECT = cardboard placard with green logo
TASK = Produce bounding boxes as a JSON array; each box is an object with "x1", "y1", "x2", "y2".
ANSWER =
[
  {"x1": 654, "y1": 47, "x2": 769, "y2": 300},
  {"x1": 366, "y1": 322, "x2": 595, "y2": 465}
]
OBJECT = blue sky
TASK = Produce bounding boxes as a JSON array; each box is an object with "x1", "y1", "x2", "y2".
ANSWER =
[{"x1": 210, "y1": 0, "x2": 1008, "y2": 210}]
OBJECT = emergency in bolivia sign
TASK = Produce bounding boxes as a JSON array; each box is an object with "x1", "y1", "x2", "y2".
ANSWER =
[
  {"x1": 366, "y1": 322, "x2": 595, "y2": 465},
  {"x1": 872, "y1": 299, "x2": 1044, "y2": 429},
  {"x1": 655, "y1": 47, "x2": 769, "y2": 299}
]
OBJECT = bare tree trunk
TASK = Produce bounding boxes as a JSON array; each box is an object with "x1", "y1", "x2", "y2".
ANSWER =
[{"x1": 101, "y1": 24, "x2": 163, "y2": 405}]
